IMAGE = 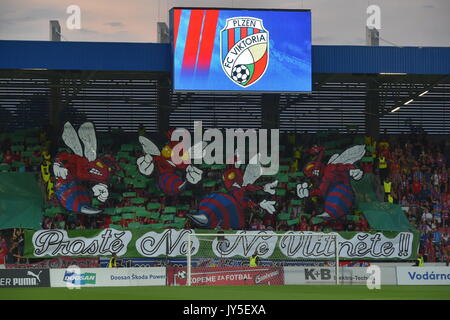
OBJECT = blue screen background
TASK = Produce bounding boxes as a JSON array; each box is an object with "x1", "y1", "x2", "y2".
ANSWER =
[{"x1": 173, "y1": 9, "x2": 311, "y2": 92}]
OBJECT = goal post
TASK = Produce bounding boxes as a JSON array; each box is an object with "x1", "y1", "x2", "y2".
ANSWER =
[{"x1": 186, "y1": 232, "x2": 340, "y2": 286}]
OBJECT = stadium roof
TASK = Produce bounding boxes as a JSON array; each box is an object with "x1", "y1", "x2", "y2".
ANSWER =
[
  {"x1": 1, "y1": 40, "x2": 450, "y2": 74},
  {"x1": 0, "y1": 40, "x2": 449, "y2": 134}
]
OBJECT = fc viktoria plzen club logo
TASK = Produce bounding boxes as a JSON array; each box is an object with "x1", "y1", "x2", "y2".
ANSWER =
[{"x1": 220, "y1": 17, "x2": 269, "y2": 87}]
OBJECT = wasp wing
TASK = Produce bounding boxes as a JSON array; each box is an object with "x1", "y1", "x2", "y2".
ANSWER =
[
  {"x1": 139, "y1": 136, "x2": 161, "y2": 156},
  {"x1": 243, "y1": 163, "x2": 262, "y2": 186},
  {"x1": 62, "y1": 122, "x2": 83, "y2": 157},
  {"x1": 328, "y1": 145, "x2": 366, "y2": 164},
  {"x1": 78, "y1": 122, "x2": 97, "y2": 162}
]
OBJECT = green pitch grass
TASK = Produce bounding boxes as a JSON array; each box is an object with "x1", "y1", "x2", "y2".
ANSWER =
[{"x1": 0, "y1": 285, "x2": 449, "y2": 300}]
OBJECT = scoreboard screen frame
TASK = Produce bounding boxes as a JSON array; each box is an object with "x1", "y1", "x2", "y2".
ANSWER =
[{"x1": 170, "y1": 7, "x2": 312, "y2": 93}]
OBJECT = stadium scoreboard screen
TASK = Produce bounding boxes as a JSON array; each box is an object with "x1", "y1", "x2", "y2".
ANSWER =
[{"x1": 170, "y1": 8, "x2": 312, "y2": 92}]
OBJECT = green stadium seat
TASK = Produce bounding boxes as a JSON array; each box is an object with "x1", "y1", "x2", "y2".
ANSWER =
[
  {"x1": 147, "y1": 203, "x2": 161, "y2": 211},
  {"x1": 123, "y1": 191, "x2": 137, "y2": 198},
  {"x1": 109, "y1": 192, "x2": 122, "y2": 201},
  {"x1": 311, "y1": 217, "x2": 325, "y2": 225},
  {"x1": 127, "y1": 222, "x2": 142, "y2": 229},
  {"x1": 21, "y1": 151, "x2": 33, "y2": 158},
  {"x1": 276, "y1": 189, "x2": 286, "y2": 196},
  {"x1": 117, "y1": 151, "x2": 130, "y2": 159},
  {"x1": 289, "y1": 172, "x2": 304, "y2": 178},
  {"x1": 149, "y1": 212, "x2": 160, "y2": 220},
  {"x1": 203, "y1": 181, "x2": 216, "y2": 188},
  {"x1": 181, "y1": 190, "x2": 193, "y2": 197},
  {"x1": 136, "y1": 210, "x2": 151, "y2": 218},
  {"x1": 102, "y1": 208, "x2": 116, "y2": 215},
  {"x1": 108, "y1": 224, "x2": 122, "y2": 230},
  {"x1": 116, "y1": 206, "x2": 136, "y2": 214},
  {"x1": 121, "y1": 213, "x2": 135, "y2": 220},
  {"x1": 160, "y1": 214, "x2": 175, "y2": 222},
  {"x1": 174, "y1": 217, "x2": 186, "y2": 224},
  {"x1": 115, "y1": 170, "x2": 126, "y2": 178},
  {"x1": 125, "y1": 165, "x2": 138, "y2": 175},
  {"x1": 287, "y1": 218, "x2": 300, "y2": 226},
  {"x1": 131, "y1": 197, "x2": 146, "y2": 205},
  {"x1": 43, "y1": 208, "x2": 56, "y2": 217},
  {"x1": 120, "y1": 144, "x2": 134, "y2": 152},
  {"x1": 122, "y1": 206, "x2": 138, "y2": 213},
  {"x1": 27, "y1": 145, "x2": 41, "y2": 152},
  {"x1": 0, "y1": 164, "x2": 11, "y2": 171},
  {"x1": 11, "y1": 145, "x2": 24, "y2": 152},
  {"x1": 287, "y1": 182, "x2": 297, "y2": 190},
  {"x1": 277, "y1": 213, "x2": 290, "y2": 220},
  {"x1": 290, "y1": 199, "x2": 302, "y2": 206},
  {"x1": 111, "y1": 216, "x2": 122, "y2": 223},
  {"x1": 133, "y1": 180, "x2": 147, "y2": 188},
  {"x1": 276, "y1": 174, "x2": 289, "y2": 183},
  {"x1": 146, "y1": 223, "x2": 165, "y2": 230},
  {"x1": 176, "y1": 204, "x2": 190, "y2": 211},
  {"x1": 163, "y1": 206, "x2": 177, "y2": 214},
  {"x1": 92, "y1": 198, "x2": 102, "y2": 207}
]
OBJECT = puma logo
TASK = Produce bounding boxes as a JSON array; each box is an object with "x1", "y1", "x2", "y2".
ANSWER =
[{"x1": 27, "y1": 271, "x2": 42, "y2": 282}]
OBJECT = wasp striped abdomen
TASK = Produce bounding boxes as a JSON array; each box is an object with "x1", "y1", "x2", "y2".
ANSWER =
[
  {"x1": 54, "y1": 180, "x2": 99, "y2": 214},
  {"x1": 196, "y1": 192, "x2": 245, "y2": 229},
  {"x1": 158, "y1": 173, "x2": 184, "y2": 195}
]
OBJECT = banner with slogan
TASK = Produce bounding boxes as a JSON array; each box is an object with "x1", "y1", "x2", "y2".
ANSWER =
[
  {"x1": 166, "y1": 266, "x2": 285, "y2": 286},
  {"x1": 24, "y1": 228, "x2": 419, "y2": 261}
]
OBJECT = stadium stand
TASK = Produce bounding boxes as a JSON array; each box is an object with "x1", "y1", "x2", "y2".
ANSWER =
[{"x1": 0, "y1": 126, "x2": 449, "y2": 264}]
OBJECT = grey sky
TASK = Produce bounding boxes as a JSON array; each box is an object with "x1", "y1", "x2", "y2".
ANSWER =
[{"x1": 0, "y1": 0, "x2": 449, "y2": 46}]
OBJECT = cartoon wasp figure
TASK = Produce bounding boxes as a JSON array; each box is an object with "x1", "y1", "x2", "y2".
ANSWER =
[
  {"x1": 296, "y1": 145, "x2": 365, "y2": 220},
  {"x1": 136, "y1": 130, "x2": 203, "y2": 195},
  {"x1": 188, "y1": 154, "x2": 278, "y2": 230},
  {"x1": 52, "y1": 122, "x2": 119, "y2": 214}
]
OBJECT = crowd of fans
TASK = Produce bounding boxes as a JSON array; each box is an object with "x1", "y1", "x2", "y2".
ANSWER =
[
  {"x1": 374, "y1": 134, "x2": 450, "y2": 263},
  {"x1": 1, "y1": 125, "x2": 449, "y2": 264},
  {"x1": 0, "y1": 229, "x2": 26, "y2": 265}
]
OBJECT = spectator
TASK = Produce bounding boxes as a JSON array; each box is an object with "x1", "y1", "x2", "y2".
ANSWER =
[{"x1": 0, "y1": 235, "x2": 7, "y2": 268}]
